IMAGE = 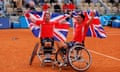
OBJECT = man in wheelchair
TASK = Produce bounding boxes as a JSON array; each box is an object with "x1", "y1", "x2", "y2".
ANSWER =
[
  {"x1": 35, "y1": 11, "x2": 69, "y2": 63},
  {"x1": 56, "y1": 12, "x2": 95, "y2": 66},
  {"x1": 35, "y1": 11, "x2": 55, "y2": 63}
]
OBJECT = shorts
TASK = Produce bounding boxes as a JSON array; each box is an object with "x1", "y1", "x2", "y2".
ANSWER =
[{"x1": 40, "y1": 37, "x2": 54, "y2": 47}]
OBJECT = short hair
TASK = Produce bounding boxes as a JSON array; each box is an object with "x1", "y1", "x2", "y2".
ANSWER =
[{"x1": 78, "y1": 14, "x2": 85, "y2": 20}]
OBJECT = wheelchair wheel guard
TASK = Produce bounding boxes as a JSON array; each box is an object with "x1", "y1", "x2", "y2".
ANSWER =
[
  {"x1": 55, "y1": 47, "x2": 68, "y2": 67},
  {"x1": 29, "y1": 42, "x2": 39, "y2": 65}
]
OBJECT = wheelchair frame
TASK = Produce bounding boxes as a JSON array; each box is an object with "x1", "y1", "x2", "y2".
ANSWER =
[
  {"x1": 29, "y1": 41, "x2": 92, "y2": 72},
  {"x1": 55, "y1": 42, "x2": 92, "y2": 72},
  {"x1": 29, "y1": 39, "x2": 56, "y2": 67}
]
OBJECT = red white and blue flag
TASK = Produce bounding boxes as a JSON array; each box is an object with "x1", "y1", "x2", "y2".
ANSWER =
[
  {"x1": 72, "y1": 10, "x2": 107, "y2": 38},
  {"x1": 85, "y1": 10, "x2": 107, "y2": 38},
  {"x1": 25, "y1": 11, "x2": 70, "y2": 41},
  {"x1": 79, "y1": 10, "x2": 107, "y2": 38}
]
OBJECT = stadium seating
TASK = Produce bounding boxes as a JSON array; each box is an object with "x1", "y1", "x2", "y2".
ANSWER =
[
  {"x1": 6, "y1": 8, "x2": 14, "y2": 15},
  {"x1": 0, "y1": 0, "x2": 119, "y2": 29}
]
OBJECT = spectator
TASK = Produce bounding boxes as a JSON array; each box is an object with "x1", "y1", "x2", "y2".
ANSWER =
[
  {"x1": 115, "y1": 0, "x2": 119, "y2": 3},
  {"x1": 70, "y1": 0, "x2": 73, "y2": 3},
  {"x1": 53, "y1": 1, "x2": 61, "y2": 13},
  {"x1": 92, "y1": 0, "x2": 99, "y2": 4},
  {"x1": 68, "y1": 1, "x2": 76, "y2": 11},
  {"x1": 39, "y1": 0, "x2": 44, "y2": 6},
  {"x1": 33, "y1": 0, "x2": 39, "y2": 6},
  {"x1": 11, "y1": 0, "x2": 17, "y2": 9},
  {"x1": 4, "y1": 0, "x2": 9, "y2": 11},
  {"x1": 85, "y1": 0, "x2": 91, "y2": 4},
  {"x1": 25, "y1": 0, "x2": 36, "y2": 12},
  {"x1": 112, "y1": 6, "x2": 118, "y2": 14},
  {"x1": 42, "y1": 2, "x2": 50, "y2": 11},
  {"x1": 0, "y1": 0, "x2": 4, "y2": 16},
  {"x1": 58, "y1": 0, "x2": 62, "y2": 5},
  {"x1": 16, "y1": 0, "x2": 23, "y2": 15},
  {"x1": 109, "y1": 0, "x2": 120, "y2": 4},
  {"x1": 64, "y1": 0, "x2": 70, "y2": 4},
  {"x1": 24, "y1": 0, "x2": 32, "y2": 4},
  {"x1": 0, "y1": 8, "x2": 3, "y2": 16},
  {"x1": 109, "y1": 0, "x2": 114, "y2": 4},
  {"x1": 75, "y1": 0, "x2": 82, "y2": 7},
  {"x1": 0, "y1": 0, "x2": 3, "y2": 8},
  {"x1": 62, "y1": 3, "x2": 69, "y2": 13},
  {"x1": 50, "y1": 0, "x2": 55, "y2": 6}
]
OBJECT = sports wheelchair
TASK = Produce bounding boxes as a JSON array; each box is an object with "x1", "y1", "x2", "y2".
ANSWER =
[
  {"x1": 29, "y1": 40, "x2": 92, "y2": 72},
  {"x1": 29, "y1": 38, "x2": 56, "y2": 67},
  {"x1": 55, "y1": 41, "x2": 92, "y2": 72}
]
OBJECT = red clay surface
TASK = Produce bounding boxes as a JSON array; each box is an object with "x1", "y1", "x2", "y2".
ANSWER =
[{"x1": 0, "y1": 27, "x2": 120, "y2": 72}]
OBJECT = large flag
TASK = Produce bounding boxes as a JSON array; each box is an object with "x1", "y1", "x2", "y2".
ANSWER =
[
  {"x1": 85, "y1": 10, "x2": 107, "y2": 38},
  {"x1": 25, "y1": 11, "x2": 70, "y2": 41},
  {"x1": 72, "y1": 10, "x2": 107, "y2": 38}
]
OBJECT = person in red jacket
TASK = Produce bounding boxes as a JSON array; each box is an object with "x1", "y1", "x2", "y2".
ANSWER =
[
  {"x1": 62, "y1": 3, "x2": 69, "y2": 13},
  {"x1": 67, "y1": 1, "x2": 76, "y2": 11},
  {"x1": 59, "y1": 11, "x2": 95, "y2": 49},
  {"x1": 72, "y1": 12, "x2": 95, "y2": 46},
  {"x1": 42, "y1": 2, "x2": 50, "y2": 11},
  {"x1": 35, "y1": 11, "x2": 55, "y2": 47},
  {"x1": 36, "y1": 11, "x2": 55, "y2": 62}
]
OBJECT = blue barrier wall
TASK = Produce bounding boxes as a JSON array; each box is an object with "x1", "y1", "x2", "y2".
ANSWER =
[
  {"x1": 0, "y1": 17, "x2": 10, "y2": 29},
  {"x1": 19, "y1": 16, "x2": 29, "y2": 28},
  {"x1": 100, "y1": 15, "x2": 120, "y2": 27},
  {"x1": 0, "y1": 15, "x2": 119, "y2": 29},
  {"x1": 12, "y1": 22, "x2": 21, "y2": 28},
  {"x1": 112, "y1": 20, "x2": 120, "y2": 28}
]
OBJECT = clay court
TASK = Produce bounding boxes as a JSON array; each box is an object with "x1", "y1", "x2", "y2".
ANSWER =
[{"x1": 0, "y1": 26, "x2": 120, "y2": 72}]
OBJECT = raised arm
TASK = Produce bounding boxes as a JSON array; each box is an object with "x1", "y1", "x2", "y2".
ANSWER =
[
  {"x1": 86, "y1": 12, "x2": 95, "y2": 25},
  {"x1": 25, "y1": 12, "x2": 42, "y2": 26}
]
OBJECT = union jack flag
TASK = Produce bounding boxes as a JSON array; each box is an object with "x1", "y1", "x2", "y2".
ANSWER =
[
  {"x1": 25, "y1": 11, "x2": 70, "y2": 41},
  {"x1": 72, "y1": 10, "x2": 107, "y2": 38},
  {"x1": 85, "y1": 10, "x2": 107, "y2": 38}
]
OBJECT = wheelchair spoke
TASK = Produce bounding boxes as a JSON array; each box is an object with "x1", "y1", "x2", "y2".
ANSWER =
[
  {"x1": 78, "y1": 57, "x2": 89, "y2": 65},
  {"x1": 68, "y1": 45, "x2": 92, "y2": 71},
  {"x1": 70, "y1": 56, "x2": 76, "y2": 62}
]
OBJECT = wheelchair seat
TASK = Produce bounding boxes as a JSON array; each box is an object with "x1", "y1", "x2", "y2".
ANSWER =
[{"x1": 40, "y1": 47, "x2": 56, "y2": 54}]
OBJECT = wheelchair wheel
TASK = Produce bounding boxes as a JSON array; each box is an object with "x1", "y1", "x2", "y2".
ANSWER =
[
  {"x1": 55, "y1": 48, "x2": 67, "y2": 67},
  {"x1": 68, "y1": 45, "x2": 92, "y2": 71},
  {"x1": 29, "y1": 42, "x2": 39, "y2": 65}
]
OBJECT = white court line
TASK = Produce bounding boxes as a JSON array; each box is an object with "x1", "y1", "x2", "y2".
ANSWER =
[
  {"x1": 107, "y1": 34, "x2": 120, "y2": 35},
  {"x1": 89, "y1": 49, "x2": 120, "y2": 62},
  {"x1": 107, "y1": 32, "x2": 120, "y2": 33}
]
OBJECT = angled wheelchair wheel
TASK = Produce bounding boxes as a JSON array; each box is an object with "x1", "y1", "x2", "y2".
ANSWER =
[
  {"x1": 68, "y1": 45, "x2": 92, "y2": 71},
  {"x1": 55, "y1": 48, "x2": 67, "y2": 67},
  {"x1": 29, "y1": 42, "x2": 39, "y2": 65}
]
